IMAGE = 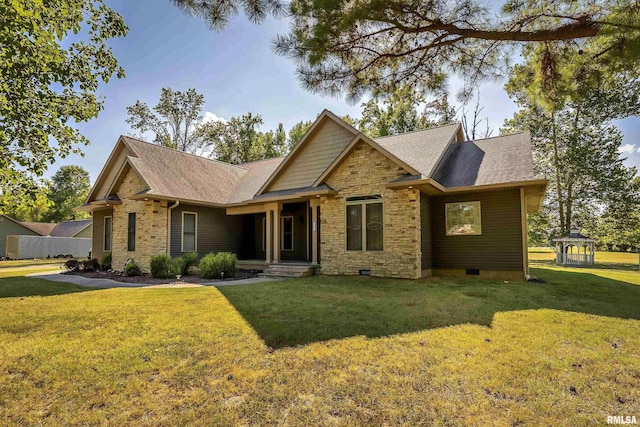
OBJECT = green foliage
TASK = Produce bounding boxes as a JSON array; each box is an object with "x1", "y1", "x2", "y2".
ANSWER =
[
  {"x1": 504, "y1": 40, "x2": 640, "y2": 242},
  {"x1": 204, "y1": 113, "x2": 277, "y2": 164},
  {"x1": 1, "y1": 0, "x2": 128, "y2": 191},
  {"x1": 177, "y1": 252, "x2": 199, "y2": 276},
  {"x1": 43, "y1": 166, "x2": 91, "y2": 222},
  {"x1": 100, "y1": 253, "x2": 112, "y2": 270},
  {"x1": 126, "y1": 88, "x2": 213, "y2": 154},
  {"x1": 359, "y1": 86, "x2": 457, "y2": 138},
  {"x1": 174, "y1": 0, "x2": 640, "y2": 101},
  {"x1": 287, "y1": 120, "x2": 313, "y2": 151},
  {"x1": 199, "y1": 252, "x2": 236, "y2": 279},
  {"x1": 0, "y1": 182, "x2": 52, "y2": 222},
  {"x1": 124, "y1": 262, "x2": 141, "y2": 277},
  {"x1": 149, "y1": 255, "x2": 179, "y2": 279}
]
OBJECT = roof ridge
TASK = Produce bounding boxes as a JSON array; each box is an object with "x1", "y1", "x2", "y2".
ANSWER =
[
  {"x1": 122, "y1": 135, "x2": 249, "y2": 171},
  {"x1": 238, "y1": 156, "x2": 286, "y2": 166},
  {"x1": 465, "y1": 131, "x2": 528, "y2": 143},
  {"x1": 373, "y1": 122, "x2": 460, "y2": 141}
]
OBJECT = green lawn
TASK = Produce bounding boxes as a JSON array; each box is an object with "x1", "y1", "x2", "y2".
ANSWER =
[
  {"x1": 0, "y1": 253, "x2": 639, "y2": 425},
  {"x1": 0, "y1": 258, "x2": 65, "y2": 269}
]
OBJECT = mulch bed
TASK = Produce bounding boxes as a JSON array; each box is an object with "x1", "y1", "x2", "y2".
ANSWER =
[{"x1": 63, "y1": 269, "x2": 259, "y2": 284}]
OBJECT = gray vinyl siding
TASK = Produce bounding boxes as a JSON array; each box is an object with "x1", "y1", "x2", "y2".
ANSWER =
[
  {"x1": 0, "y1": 218, "x2": 39, "y2": 257},
  {"x1": 74, "y1": 225, "x2": 93, "y2": 239},
  {"x1": 420, "y1": 194, "x2": 432, "y2": 270},
  {"x1": 170, "y1": 204, "x2": 243, "y2": 258},
  {"x1": 269, "y1": 119, "x2": 355, "y2": 191},
  {"x1": 430, "y1": 189, "x2": 523, "y2": 271},
  {"x1": 91, "y1": 209, "x2": 112, "y2": 261}
]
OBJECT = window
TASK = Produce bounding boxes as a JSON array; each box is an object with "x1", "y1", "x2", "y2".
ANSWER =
[
  {"x1": 346, "y1": 196, "x2": 383, "y2": 251},
  {"x1": 182, "y1": 212, "x2": 197, "y2": 252},
  {"x1": 445, "y1": 201, "x2": 482, "y2": 236},
  {"x1": 103, "y1": 216, "x2": 112, "y2": 252},
  {"x1": 127, "y1": 212, "x2": 136, "y2": 251},
  {"x1": 281, "y1": 216, "x2": 293, "y2": 251}
]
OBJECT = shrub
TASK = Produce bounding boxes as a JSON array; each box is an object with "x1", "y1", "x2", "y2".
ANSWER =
[
  {"x1": 149, "y1": 254, "x2": 178, "y2": 279},
  {"x1": 100, "y1": 253, "x2": 112, "y2": 270},
  {"x1": 124, "y1": 262, "x2": 141, "y2": 277},
  {"x1": 199, "y1": 252, "x2": 236, "y2": 279},
  {"x1": 64, "y1": 259, "x2": 79, "y2": 272},
  {"x1": 177, "y1": 251, "x2": 199, "y2": 276},
  {"x1": 81, "y1": 258, "x2": 100, "y2": 272}
]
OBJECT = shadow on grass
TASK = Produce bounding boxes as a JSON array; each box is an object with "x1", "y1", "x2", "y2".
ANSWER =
[
  {"x1": 0, "y1": 277, "x2": 99, "y2": 298},
  {"x1": 218, "y1": 268, "x2": 640, "y2": 349}
]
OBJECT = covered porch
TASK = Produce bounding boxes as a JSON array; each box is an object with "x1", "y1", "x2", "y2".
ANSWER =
[{"x1": 228, "y1": 197, "x2": 324, "y2": 268}]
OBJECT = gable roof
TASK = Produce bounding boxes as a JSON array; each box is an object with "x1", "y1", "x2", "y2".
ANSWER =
[
  {"x1": 83, "y1": 111, "x2": 544, "y2": 209},
  {"x1": 50, "y1": 219, "x2": 92, "y2": 237},
  {"x1": 227, "y1": 157, "x2": 285, "y2": 204},
  {"x1": 432, "y1": 132, "x2": 537, "y2": 188},
  {"x1": 121, "y1": 137, "x2": 248, "y2": 205},
  {"x1": 19, "y1": 221, "x2": 57, "y2": 236},
  {"x1": 375, "y1": 123, "x2": 463, "y2": 177},
  {"x1": 0, "y1": 214, "x2": 49, "y2": 235},
  {"x1": 256, "y1": 110, "x2": 359, "y2": 195}
]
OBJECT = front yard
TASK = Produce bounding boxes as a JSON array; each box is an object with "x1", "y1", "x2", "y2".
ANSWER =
[{"x1": 0, "y1": 255, "x2": 639, "y2": 425}]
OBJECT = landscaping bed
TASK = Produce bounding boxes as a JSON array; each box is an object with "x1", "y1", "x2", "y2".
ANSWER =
[{"x1": 63, "y1": 269, "x2": 259, "y2": 284}]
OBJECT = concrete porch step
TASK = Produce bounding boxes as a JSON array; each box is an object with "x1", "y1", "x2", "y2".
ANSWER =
[{"x1": 258, "y1": 264, "x2": 319, "y2": 278}]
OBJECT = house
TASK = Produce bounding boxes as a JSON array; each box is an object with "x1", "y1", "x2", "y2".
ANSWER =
[
  {"x1": 79, "y1": 110, "x2": 547, "y2": 279},
  {"x1": 0, "y1": 215, "x2": 92, "y2": 257}
]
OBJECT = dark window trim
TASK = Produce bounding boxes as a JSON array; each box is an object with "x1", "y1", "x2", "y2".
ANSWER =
[{"x1": 127, "y1": 212, "x2": 136, "y2": 252}]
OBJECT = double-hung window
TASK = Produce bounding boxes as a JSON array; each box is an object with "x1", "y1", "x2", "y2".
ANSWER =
[
  {"x1": 182, "y1": 212, "x2": 197, "y2": 252},
  {"x1": 103, "y1": 216, "x2": 112, "y2": 252},
  {"x1": 346, "y1": 196, "x2": 383, "y2": 251},
  {"x1": 127, "y1": 213, "x2": 136, "y2": 251}
]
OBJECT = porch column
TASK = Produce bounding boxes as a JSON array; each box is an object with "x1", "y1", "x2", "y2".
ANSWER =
[
  {"x1": 310, "y1": 198, "x2": 321, "y2": 265},
  {"x1": 273, "y1": 202, "x2": 281, "y2": 263},
  {"x1": 265, "y1": 210, "x2": 273, "y2": 263}
]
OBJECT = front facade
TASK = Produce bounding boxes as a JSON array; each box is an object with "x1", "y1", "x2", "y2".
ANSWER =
[{"x1": 80, "y1": 110, "x2": 547, "y2": 279}]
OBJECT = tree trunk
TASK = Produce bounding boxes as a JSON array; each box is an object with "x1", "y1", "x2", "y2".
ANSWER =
[{"x1": 551, "y1": 111, "x2": 565, "y2": 233}]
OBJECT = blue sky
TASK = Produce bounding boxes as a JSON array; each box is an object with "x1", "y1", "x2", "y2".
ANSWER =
[{"x1": 51, "y1": 0, "x2": 640, "y2": 183}]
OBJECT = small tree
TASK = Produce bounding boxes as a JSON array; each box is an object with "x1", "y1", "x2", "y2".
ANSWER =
[{"x1": 44, "y1": 166, "x2": 91, "y2": 222}]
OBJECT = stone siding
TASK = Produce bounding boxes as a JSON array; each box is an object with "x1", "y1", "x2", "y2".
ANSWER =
[
  {"x1": 112, "y1": 167, "x2": 168, "y2": 272},
  {"x1": 322, "y1": 141, "x2": 421, "y2": 279}
]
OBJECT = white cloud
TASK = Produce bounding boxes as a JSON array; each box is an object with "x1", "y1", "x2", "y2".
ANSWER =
[
  {"x1": 202, "y1": 111, "x2": 226, "y2": 124},
  {"x1": 618, "y1": 144, "x2": 636, "y2": 154},
  {"x1": 637, "y1": 147, "x2": 640, "y2": 153}
]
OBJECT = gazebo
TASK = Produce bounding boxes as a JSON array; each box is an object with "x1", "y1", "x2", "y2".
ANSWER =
[{"x1": 552, "y1": 226, "x2": 595, "y2": 266}]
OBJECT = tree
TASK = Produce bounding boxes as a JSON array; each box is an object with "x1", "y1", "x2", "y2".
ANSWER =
[
  {"x1": 126, "y1": 88, "x2": 215, "y2": 155},
  {"x1": 43, "y1": 166, "x2": 91, "y2": 222},
  {"x1": 1, "y1": 1, "x2": 127, "y2": 193},
  {"x1": 287, "y1": 120, "x2": 313, "y2": 151},
  {"x1": 503, "y1": 43, "x2": 640, "y2": 240},
  {"x1": 205, "y1": 113, "x2": 268, "y2": 164},
  {"x1": 461, "y1": 91, "x2": 493, "y2": 141},
  {"x1": 173, "y1": 0, "x2": 640, "y2": 100},
  {"x1": 0, "y1": 183, "x2": 52, "y2": 222},
  {"x1": 358, "y1": 86, "x2": 456, "y2": 138}
]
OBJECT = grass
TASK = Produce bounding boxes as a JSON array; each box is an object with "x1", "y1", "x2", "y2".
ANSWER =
[
  {"x1": 0, "y1": 253, "x2": 639, "y2": 425},
  {"x1": 0, "y1": 258, "x2": 65, "y2": 269}
]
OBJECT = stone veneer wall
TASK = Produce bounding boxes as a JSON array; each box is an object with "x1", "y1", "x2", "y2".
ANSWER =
[
  {"x1": 112, "y1": 168, "x2": 168, "y2": 272},
  {"x1": 322, "y1": 141, "x2": 422, "y2": 279}
]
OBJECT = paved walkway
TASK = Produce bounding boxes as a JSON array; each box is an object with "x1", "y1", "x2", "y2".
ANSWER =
[{"x1": 26, "y1": 271, "x2": 280, "y2": 289}]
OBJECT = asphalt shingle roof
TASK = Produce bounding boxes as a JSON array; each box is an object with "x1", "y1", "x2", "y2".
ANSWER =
[
  {"x1": 50, "y1": 219, "x2": 92, "y2": 237},
  {"x1": 432, "y1": 132, "x2": 536, "y2": 188},
  {"x1": 122, "y1": 137, "x2": 248, "y2": 205},
  {"x1": 374, "y1": 123, "x2": 460, "y2": 177},
  {"x1": 19, "y1": 221, "x2": 57, "y2": 236}
]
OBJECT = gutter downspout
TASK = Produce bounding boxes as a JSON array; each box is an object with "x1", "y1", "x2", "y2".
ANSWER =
[{"x1": 167, "y1": 201, "x2": 180, "y2": 255}]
